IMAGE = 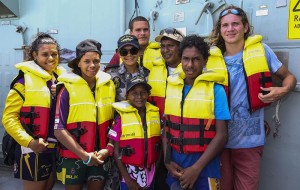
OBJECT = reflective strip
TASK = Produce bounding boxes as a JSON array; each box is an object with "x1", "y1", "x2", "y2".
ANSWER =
[
  {"x1": 25, "y1": 90, "x2": 49, "y2": 92},
  {"x1": 122, "y1": 122, "x2": 142, "y2": 127},
  {"x1": 185, "y1": 98, "x2": 213, "y2": 102},
  {"x1": 70, "y1": 102, "x2": 95, "y2": 106},
  {"x1": 147, "y1": 79, "x2": 166, "y2": 82}
]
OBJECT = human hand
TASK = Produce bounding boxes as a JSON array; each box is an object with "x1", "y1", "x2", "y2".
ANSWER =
[
  {"x1": 91, "y1": 152, "x2": 104, "y2": 166},
  {"x1": 51, "y1": 84, "x2": 56, "y2": 98},
  {"x1": 165, "y1": 161, "x2": 183, "y2": 179},
  {"x1": 179, "y1": 165, "x2": 200, "y2": 190},
  {"x1": 96, "y1": 149, "x2": 109, "y2": 162},
  {"x1": 82, "y1": 152, "x2": 103, "y2": 166},
  {"x1": 258, "y1": 87, "x2": 288, "y2": 103},
  {"x1": 28, "y1": 138, "x2": 48, "y2": 153},
  {"x1": 126, "y1": 177, "x2": 143, "y2": 190}
]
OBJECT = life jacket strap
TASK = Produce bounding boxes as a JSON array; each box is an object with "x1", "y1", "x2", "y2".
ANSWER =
[
  {"x1": 120, "y1": 145, "x2": 134, "y2": 156},
  {"x1": 260, "y1": 72, "x2": 273, "y2": 95},
  {"x1": 169, "y1": 137, "x2": 212, "y2": 146},
  {"x1": 67, "y1": 122, "x2": 87, "y2": 149},
  {"x1": 20, "y1": 107, "x2": 39, "y2": 139},
  {"x1": 166, "y1": 121, "x2": 216, "y2": 131}
]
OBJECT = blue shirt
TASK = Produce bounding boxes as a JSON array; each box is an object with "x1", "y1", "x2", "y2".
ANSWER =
[
  {"x1": 167, "y1": 83, "x2": 230, "y2": 187},
  {"x1": 225, "y1": 43, "x2": 282, "y2": 148}
]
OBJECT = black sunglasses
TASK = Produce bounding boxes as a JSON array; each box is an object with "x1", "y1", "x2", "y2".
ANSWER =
[
  {"x1": 119, "y1": 47, "x2": 139, "y2": 56},
  {"x1": 160, "y1": 28, "x2": 183, "y2": 37},
  {"x1": 220, "y1": 9, "x2": 241, "y2": 18}
]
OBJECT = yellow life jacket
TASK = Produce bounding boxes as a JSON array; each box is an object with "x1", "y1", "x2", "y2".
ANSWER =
[
  {"x1": 165, "y1": 71, "x2": 224, "y2": 154},
  {"x1": 142, "y1": 41, "x2": 162, "y2": 68},
  {"x1": 147, "y1": 61, "x2": 182, "y2": 118},
  {"x1": 57, "y1": 71, "x2": 115, "y2": 159},
  {"x1": 113, "y1": 101, "x2": 161, "y2": 168},
  {"x1": 206, "y1": 35, "x2": 272, "y2": 112},
  {"x1": 15, "y1": 61, "x2": 65, "y2": 139}
]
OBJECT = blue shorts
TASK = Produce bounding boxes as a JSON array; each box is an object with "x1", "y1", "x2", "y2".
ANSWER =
[
  {"x1": 14, "y1": 145, "x2": 56, "y2": 181},
  {"x1": 167, "y1": 176, "x2": 220, "y2": 190}
]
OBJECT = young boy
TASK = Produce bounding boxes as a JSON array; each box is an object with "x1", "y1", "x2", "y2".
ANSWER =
[
  {"x1": 108, "y1": 75, "x2": 161, "y2": 190},
  {"x1": 163, "y1": 35, "x2": 231, "y2": 190}
]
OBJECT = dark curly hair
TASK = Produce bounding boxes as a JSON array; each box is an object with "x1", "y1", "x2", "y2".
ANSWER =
[
  {"x1": 26, "y1": 32, "x2": 60, "y2": 61},
  {"x1": 179, "y1": 34, "x2": 210, "y2": 60},
  {"x1": 209, "y1": 5, "x2": 253, "y2": 53}
]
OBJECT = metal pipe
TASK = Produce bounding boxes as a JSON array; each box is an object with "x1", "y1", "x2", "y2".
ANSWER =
[
  {"x1": 195, "y1": 2, "x2": 213, "y2": 25},
  {"x1": 120, "y1": 0, "x2": 126, "y2": 35}
]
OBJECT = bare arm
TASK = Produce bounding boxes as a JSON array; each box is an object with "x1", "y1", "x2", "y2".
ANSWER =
[
  {"x1": 179, "y1": 120, "x2": 228, "y2": 189},
  {"x1": 54, "y1": 129, "x2": 102, "y2": 165},
  {"x1": 162, "y1": 126, "x2": 183, "y2": 179},
  {"x1": 95, "y1": 139, "x2": 113, "y2": 162},
  {"x1": 259, "y1": 65, "x2": 297, "y2": 103}
]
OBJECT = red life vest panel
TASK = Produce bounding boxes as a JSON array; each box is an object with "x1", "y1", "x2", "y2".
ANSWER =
[
  {"x1": 14, "y1": 61, "x2": 55, "y2": 139},
  {"x1": 243, "y1": 37, "x2": 272, "y2": 112},
  {"x1": 207, "y1": 35, "x2": 272, "y2": 113},
  {"x1": 166, "y1": 115, "x2": 216, "y2": 154},
  {"x1": 164, "y1": 72, "x2": 223, "y2": 154},
  {"x1": 20, "y1": 106, "x2": 49, "y2": 139},
  {"x1": 57, "y1": 72, "x2": 115, "y2": 159},
  {"x1": 120, "y1": 135, "x2": 161, "y2": 168},
  {"x1": 113, "y1": 101, "x2": 161, "y2": 168}
]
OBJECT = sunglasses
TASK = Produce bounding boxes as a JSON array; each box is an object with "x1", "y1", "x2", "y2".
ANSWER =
[
  {"x1": 220, "y1": 9, "x2": 241, "y2": 18},
  {"x1": 119, "y1": 47, "x2": 139, "y2": 56},
  {"x1": 160, "y1": 28, "x2": 183, "y2": 37}
]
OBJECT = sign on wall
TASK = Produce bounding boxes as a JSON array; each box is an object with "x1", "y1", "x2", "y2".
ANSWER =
[{"x1": 288, "y1": 0, "x2": 300, "y2": 39}]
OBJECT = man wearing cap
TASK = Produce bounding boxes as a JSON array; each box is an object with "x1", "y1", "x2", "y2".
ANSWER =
[
  {"x1": 148, "y1": 27, "x2": 185, "y2": 190},
  {"x1": 54, "y1": 39, "x2": 115, "y2": 189},
  {"x1": 150, "y1": 27, "x2": 185, "y2": 118},
  {"x1": 105, "y1": 16, "x2": 163, "y2": 71}
]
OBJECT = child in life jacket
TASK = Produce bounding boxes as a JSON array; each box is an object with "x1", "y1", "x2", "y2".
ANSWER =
[{"x1": 108, "y1": 75, "x2": 162, "y2": 190}]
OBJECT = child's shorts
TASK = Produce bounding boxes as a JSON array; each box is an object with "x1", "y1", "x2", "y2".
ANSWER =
[
  {"x1": 120, "y1": 181, "x2": 154, "y2": 190},
  {"x1": 169, "y1": 177, "x2": 220, "y2": 190},
  {"x1": 14, "y1": 149, "x2": 56, "y2": 181},
  {"x1": 56, "y1": 156, "x2": 111, "y2": 185}
]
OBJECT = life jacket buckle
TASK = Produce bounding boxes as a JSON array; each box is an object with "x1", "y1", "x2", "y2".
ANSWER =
[
  {"x1": 78, "y1": 128, "x2": 86, "y2": 135},
  {"x1": 20, "y1": 111, "x2": 39, "y2": 119},
  {"x1": 170, "y1": 137, "x2": 183, "y2": 145},
  {"x1": 31, "y1": 124, "x2": 40, "y2": 132},
  {"x1": 121, "y1": 145, "x2": 134, "y2": 156}
]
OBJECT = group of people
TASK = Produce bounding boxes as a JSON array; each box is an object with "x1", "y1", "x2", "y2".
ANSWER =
[{"x1": 2, "y1": 5, "x2": 296, "y2": 190}]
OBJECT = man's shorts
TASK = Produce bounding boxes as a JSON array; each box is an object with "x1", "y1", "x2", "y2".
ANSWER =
[
  {"x1": 56, "y1": 156, "x2": 111, "y2": 185},
  {"x1": 168, "y1": 176, "x2": 220, "y2": 190},
  {"x1": 14, "y1": 146, "x2": 56, "y2": 181}
]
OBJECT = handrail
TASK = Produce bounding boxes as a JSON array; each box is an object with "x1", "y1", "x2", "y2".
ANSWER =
[{"x1": 195, "y1": 2, "x2": 213, "y2": 25}]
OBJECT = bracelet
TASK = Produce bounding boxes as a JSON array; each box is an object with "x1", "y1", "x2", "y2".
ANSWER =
[
  {"x1": 82, "y1": 153, "x2": 92, "y2": 165},
  {"x1": 107, "y1": 142, "x2": 114, "y2": 148},
  {"x1": 106, "y1": 143, "x2": 114, "y2": 156}
]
